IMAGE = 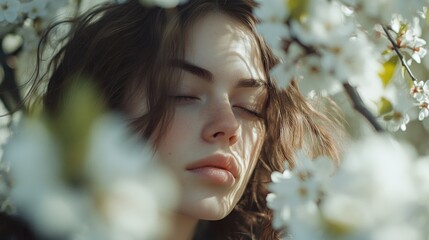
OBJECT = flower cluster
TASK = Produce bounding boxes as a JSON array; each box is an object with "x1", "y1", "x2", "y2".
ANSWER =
[
  {"x1": 340, "y1": 0, "x2": 427, "y2": 26},
  {"x1": 0, "y1": 0, "x2": 68, "y2": 34},
  {"x1": 256, "y1": 0, "x2": 382, "y2": 99},
  {"x1": 4, "y1": 114, "x2": 179, "y2": 239},
  {"x1": 410, "y1": 80, "x2": 429, "y2": 120},
  {"x1": 268, "y1": 135, "x2": 429, "y2": 240},
  {"x1": 2, "y1": 83, "x2": 179, "y2": 239},
  {"x1": 379, "y1": 15, "x2": 427, "y2": 65},
  {"x1": 267, "y1": 150, "x2": 335, "y2": 231},
  {"x1": 255, "y1": 0, "x2": 429, "y2": 132},
  {"x1": 257, "y1": 2, "x2": 429, "y2": 237},
  {"x1": 375, "y1": 15, "x2": 429, "y2": 128}
]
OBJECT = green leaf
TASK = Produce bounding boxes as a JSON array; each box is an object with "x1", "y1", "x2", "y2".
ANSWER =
[
  {"x1": 288, "y1": 0, "x2": 309, "y2": 21},
  {"x1": 378, "y1": 97, "x2": 393, "y2": 116},
  {"x1": 379, "y1": 56, "x2": 398, "y2": 87},
  {"x1": 383, "y1": 114, "x2": 394, "y2": 121},
  {"x1": 50, "y1": 77, "x2": 106, "y2": 187}
]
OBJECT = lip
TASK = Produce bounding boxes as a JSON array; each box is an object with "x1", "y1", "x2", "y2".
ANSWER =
[{"x1": 185, "y1": 154, "x2": 240, "y2": 184}]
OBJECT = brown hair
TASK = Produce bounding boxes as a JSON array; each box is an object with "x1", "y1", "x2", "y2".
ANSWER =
[{"x1": 30, "y1": 0, "x2": 343, "y2": 239}]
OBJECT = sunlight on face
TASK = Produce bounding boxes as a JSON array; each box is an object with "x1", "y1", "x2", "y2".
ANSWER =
[{"x1": 156, "y1": 12, "x2": 267, "y2": 220}]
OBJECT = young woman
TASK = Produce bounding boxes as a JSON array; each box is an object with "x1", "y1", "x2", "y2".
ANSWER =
[{"x1": 24, "y1": 0, "x2": 342, "y2": 239}]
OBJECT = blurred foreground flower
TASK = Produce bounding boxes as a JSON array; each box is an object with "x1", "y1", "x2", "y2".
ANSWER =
[
  {"x1": 2, "y1": 82, "x2": 179, "y2": 240},
  {"x1": 268, "y1": 135, "x2": 429, "y2": 240}
]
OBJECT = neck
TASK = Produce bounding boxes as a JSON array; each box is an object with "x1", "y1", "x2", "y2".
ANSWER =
[{"x1": 164, "y1": 213, "x2": 199, "y2": 240}]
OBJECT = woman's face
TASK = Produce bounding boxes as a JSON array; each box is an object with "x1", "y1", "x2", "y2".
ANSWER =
[{"x1": 156, "y1": 12, "x2": 267, "y2": 220}]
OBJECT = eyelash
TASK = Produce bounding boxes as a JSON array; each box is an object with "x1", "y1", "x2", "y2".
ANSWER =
[
  {"x1": 173, "y1": 95, "x2": 198, "y2": 101},
  {"x1": 238, "y1": 107, "x2": 264, "y2": 119},
  {"x1": 173, "y1": 95, "x2": 263, "y2": 119}
]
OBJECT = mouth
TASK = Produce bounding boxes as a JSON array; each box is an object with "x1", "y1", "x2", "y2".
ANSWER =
[{"x1": 185, "y1": 154, "x2": 240, "y2": 185}]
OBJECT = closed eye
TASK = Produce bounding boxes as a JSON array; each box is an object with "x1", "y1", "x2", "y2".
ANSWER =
[
  {"x1": 234, "y1": 106, "x2": 264, "y2": 119},
  {"x1": 173, "y1": 96, "x2": 264, "y2": 119},
  {"x1": 173, "y1": 95, "x2": 200, "y2": 103}
]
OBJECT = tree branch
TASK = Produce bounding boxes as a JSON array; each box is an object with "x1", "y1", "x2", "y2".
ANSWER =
[
  {"x1": 382, "y1": 25, "x2": 419, "y2": 83},
  {"x1": 0, "y1": 38, "x2": 24, "y2": 115},
  {"x1": 343, "y1": 83, "x2": 385, "y2": 132}
]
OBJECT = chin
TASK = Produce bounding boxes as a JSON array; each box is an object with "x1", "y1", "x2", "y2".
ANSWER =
[{"x1": 180, "y1": 199, "x2": 236, "y2": 221}]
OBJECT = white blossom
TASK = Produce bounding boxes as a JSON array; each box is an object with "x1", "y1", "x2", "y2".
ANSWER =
[
  {"x1": 381, "y1": 78, "x2": 416, "y2": 132},
  {"x1": 268, "y1": 134, "x2": 423, "y2": 239},
  {"x1": 403, "y1": 18, "x2": 427, "y2": 64},
  {"x1": 85, "y1": 114, "x2": 179, "y2": 239},
  {"x1": 410, "y1": 38, "x2": 427, "y2": 64},
  {"x1": 320, "y1": 33, "x2": 383, "y2": 101},
  {"x1": 325, "y1": 135, "x2": 419, "y2": 235},
  {"x1": 256, "y1": 22, "x2": 289, "y2": 59},
  {"x1": 340, "y1": 0, "x2": 427, "y2": 24},
  {"x1": 298, "y1": 54, "x2": 343, "y2": 95},
  {"x1": 4, "y1": 118, "x2": 81, "y2": 237},
  {"x1": 0, "y1": 0, "x2": 21, "y2": 23},
  {"x1": 321, "y1": 194, "x2": 371, "y2": 232},
  {"x1": 5, "y1": 114, "x2": 178, "y2": 240},
  {"x1": 384, "y1": 16, "x2": 428, "y2": 66},
  {"x1": 267, "y1": 150, "x2": 335, "y2": 231},
  {"x1": 269, "y1": 42, "x2": 305, "y2": 89},
  {"x1": 254, "y1": 0, "x2": 288, "y2": 23},
  {"x1": 373, "y1": 224, "x2": 423, "y2": 240},
  {"x1": 290, "y1": 0, "x2": 355, "y2": 47},
  {"x1": 418, "y1": 101, "x2": 429, "y2": 120},
  {"x1": 411, "y1": 80, "x2": 429, "y2": 102},
  {"x1": 20, "y1": 0, "x2": 47, "y2": 19},
  {"x1": 16, "y1": 25, "x2": 39, "y2": 51},
  {"x1": 286, "y1": 203, "x2": 328, "y2": 240},
  {"x1": 386, "y1": 112, "x2": 410, "y2": 132}
]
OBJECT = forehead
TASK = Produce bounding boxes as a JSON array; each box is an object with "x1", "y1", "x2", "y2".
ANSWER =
[{"x1": 184, "y1": 12, "x2": 265, "y2": 80}]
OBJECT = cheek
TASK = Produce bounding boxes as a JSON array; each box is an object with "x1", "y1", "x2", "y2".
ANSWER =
[
  {"x1": 232, "y1": 122, "x2": 265, "y2": 183},
  {"x1": 155, "y1": 110, "x2": 199, "y2": 164}
]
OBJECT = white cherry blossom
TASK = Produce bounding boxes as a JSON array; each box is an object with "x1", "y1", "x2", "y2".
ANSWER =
[
  {"x1": 323, "y1": 135, "x2": 420, "y2": 238},
  {"x1": 290, "y1": 0, "x2": 354, "y2": 47},
  {"x1": 384, "y1": 16, "x2": 428, "y2": 65},
  {"x1": 381, "y1": 77, "x2": 417, "y2": 132},
  {"x1": 320, "y1": 33, "x2": 383, "y2": 101},
  {"x1": 5, "y1": 114, "x2": 178, "y2": 239},
  {"x1": 411, "y1": 80, "x2": 429, "y2": 102},
  {"x1": 20, "y1": 0, "x2": 47, "y2": 19},
  {"x1": 256, "y1": 22, "x2": 289, "y2": 59},
  {"x1": 269, "y1": 42, "x2": 305, "y2": 89},
  {"x1": 340, "y1": 0, "x2": 427, "y2": 24},
  {"x1": 418, "y1": 101, "x2": 429, "y2": 120},
  {"x1": 298, "y1": 54, "x2": 343, "y2": 95},
  {"x1": 0, "y1": 0, "x2": 21, "y2": 23},
  {"x1": 321, "y1": 194, "x2": 372, "y2": 232},
  {"x1": 386, "y1": 112, "x2": 410, "y2": 132},
  {"x1": 267, "y1": 150, "x2": 335, "y2": 232},
  {"x1": 254, "y1": 0, "x2": 288, "y2": 23}
]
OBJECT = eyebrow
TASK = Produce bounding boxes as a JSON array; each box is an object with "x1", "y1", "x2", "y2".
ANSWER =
[{"x1": 171, "y1": 59, "x2": 267, "y2": 88}]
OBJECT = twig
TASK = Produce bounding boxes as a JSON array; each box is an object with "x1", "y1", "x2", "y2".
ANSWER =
[
  {"x1": 382, "y1": 25, "x2": 419, "y2": 83},
  {"x1": 343, "y1": 83, "x2": 385, "y2": 132},
  {"x1": 0, "y1": 38, "x2": 24, "y2": 114}
]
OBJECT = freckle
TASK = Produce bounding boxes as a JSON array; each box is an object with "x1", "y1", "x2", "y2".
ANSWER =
[{"x1": 168, "y1": 152, "x2": 172, "y2": 156}]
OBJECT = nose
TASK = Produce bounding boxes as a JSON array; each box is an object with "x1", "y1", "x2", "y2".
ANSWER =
[{"x1": 202, "y1": 101, "x2": 239, "y2": 146}]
